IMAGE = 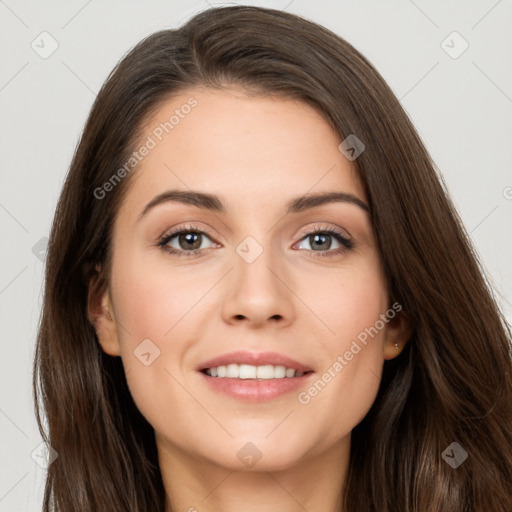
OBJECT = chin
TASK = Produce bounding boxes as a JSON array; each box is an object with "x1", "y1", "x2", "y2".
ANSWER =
[{"x1": 203, "y1": 437, "x2": 311, "y2": 473}]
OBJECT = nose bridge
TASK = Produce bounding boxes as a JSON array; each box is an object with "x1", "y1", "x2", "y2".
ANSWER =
[
  {"x1": 221, "y1": 232, "x2": 294, "y2": 326},
  {"x1": 233, "y1": 232, "x2": 283, "y2": 295}
]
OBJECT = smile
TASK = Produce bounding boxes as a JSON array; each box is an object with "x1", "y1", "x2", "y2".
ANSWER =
[{"x1": 202, "y1": 363, "x2": 311, "y2": 379}]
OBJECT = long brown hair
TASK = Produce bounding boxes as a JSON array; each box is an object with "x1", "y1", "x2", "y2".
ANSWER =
[{"x1": 33, "y1": 5, "x2": 512, "y2": 511}]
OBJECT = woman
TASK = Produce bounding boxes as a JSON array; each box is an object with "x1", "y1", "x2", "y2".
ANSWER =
[{"x1": 33, "y1": 5, "x2": 512, "y2": 511}]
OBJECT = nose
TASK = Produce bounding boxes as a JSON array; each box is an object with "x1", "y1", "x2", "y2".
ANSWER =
[{"x1": 220, "y1": 245, "x2": 296, "y2": 329}]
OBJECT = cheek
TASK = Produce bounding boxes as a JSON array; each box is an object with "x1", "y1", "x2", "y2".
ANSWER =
[
  {"x1": 316, "y1": 256, "x2": 389, "y2": 347},
  {"x1": 296, "y1": 262, "x2": 389, "y2": 440},
  {"x1": 108, "y1": 253, "x2": 201, "y2": 410},
  {"x1": 111, "y1": 252, "x2": 204, "y2": 346}
]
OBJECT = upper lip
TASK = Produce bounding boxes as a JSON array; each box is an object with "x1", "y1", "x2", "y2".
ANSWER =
[{"x1": 198, "y1": 350, "x2": 314, "y2": 373}]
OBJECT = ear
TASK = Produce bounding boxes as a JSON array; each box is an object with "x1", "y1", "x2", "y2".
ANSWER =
[
  {"x1": 383, "y1": 307, "x2": 413, "y2": 360},
  {"x1": 87, "y1": 264, "x2": 121, "y2": 357}
]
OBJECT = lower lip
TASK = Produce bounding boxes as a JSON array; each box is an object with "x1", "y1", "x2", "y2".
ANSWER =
[{"x1": 198, "y1": 371, "x2": 314, "y2": 402}]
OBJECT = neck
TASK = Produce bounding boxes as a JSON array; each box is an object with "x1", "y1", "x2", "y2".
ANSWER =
[{"x1": 158, "y1": 434, "x2": 349, "y2": 512}]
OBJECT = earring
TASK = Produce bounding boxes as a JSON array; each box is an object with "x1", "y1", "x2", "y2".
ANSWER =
[{"x1": 394, "y1": 343, "x2": 399, "y2": 351}]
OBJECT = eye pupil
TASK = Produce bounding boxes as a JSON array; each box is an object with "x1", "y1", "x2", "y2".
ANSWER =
[
  {"x1": 180, "y1": 232, "x2": 202, "y2": 250},
  {"x1": 311, "y1": 234, "x2": 331, "y2": 251}
]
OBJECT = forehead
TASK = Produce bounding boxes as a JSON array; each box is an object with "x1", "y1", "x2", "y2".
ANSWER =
[{"x1": 120, "y1": 86, "x2": 366, "y2": 219}]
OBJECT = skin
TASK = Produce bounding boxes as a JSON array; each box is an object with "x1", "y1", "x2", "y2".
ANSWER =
[{"x1": 89, "y1": 86, "x2": 411, "y2": 512}]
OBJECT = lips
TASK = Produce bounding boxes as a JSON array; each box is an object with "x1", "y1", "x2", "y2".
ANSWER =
[{"x1": 197, "y1": 350, "x2": 314, "y2": 373}]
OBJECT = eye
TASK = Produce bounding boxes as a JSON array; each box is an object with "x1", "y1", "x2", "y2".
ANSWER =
[
  {"x1": 294, "y1": 226, "x2": 353, "y2": 258},
  {"x1": 156, "y1": 224, "x2": 354, "y2": 259},
  {"x1": 157, "y1": 224, "x2": 217, "y2": 257}
]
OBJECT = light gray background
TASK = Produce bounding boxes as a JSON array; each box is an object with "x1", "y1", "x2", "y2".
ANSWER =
[{"x1": 1, "y1": 0, "x2": 511, "y2": 510}]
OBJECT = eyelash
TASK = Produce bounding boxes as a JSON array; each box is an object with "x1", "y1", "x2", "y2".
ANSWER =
[{"x1": 156, "y1": 223, "x2": 354, "y2": 259}]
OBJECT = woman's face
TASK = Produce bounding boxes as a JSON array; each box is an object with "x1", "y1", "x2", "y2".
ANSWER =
[{"x1": 91, "y1": 86, "x2": 409, "y2": 472}]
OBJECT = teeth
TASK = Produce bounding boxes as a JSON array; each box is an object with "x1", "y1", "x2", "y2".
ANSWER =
[{"x1": 204, "y1": 364, "x2": 306, "y2": 379}]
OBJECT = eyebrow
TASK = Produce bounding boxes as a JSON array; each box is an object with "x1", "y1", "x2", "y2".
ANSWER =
[{"x1": 137, "y1": 189, "x2": 370, "y2": 222}]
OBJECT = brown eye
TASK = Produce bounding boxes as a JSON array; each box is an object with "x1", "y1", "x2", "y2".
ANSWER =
[
  {"x1": 295, "y1": 227, "x2": 353, "y2": 257},
  {"x1": 157, "y1": 224, "x2": 218, "y2": 257},
  {"x1": 174, "y1": 232, "x2": 203, "y2": 251},
  {"x1": 307, "y1": 233, "x2": 334, "y2": 251}
]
